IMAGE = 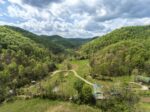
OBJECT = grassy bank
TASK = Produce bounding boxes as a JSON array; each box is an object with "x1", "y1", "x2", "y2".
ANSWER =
[{"x1": 0, "y1": 99, "x2": 100, "y2": 112}]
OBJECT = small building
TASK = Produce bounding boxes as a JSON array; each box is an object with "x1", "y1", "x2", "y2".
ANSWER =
[
  {"x1": 31, "y1": 80, "x2": 36, "y2": 84},
  {"x1": 93, "y1": 84, "x2": 104, "y2": 100},
  {"x1": 135, "y1": 75, "x2": 150, "y2": 84}
]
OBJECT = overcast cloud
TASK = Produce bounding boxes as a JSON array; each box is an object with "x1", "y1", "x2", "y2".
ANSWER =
[{"x1": 0, "y1": 0, "x2": 150, "y2": 38}]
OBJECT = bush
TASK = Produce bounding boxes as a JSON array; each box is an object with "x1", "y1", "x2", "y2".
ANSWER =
[
  {"x1": 73, "y1": 79, "x2": 95, "y2": 105},
  {"x1": 96, "y1": 85, "x2": 140, "y2": 112},
  {"x1": 81, "y1": 85, "x2": 95, "y2": 104}
]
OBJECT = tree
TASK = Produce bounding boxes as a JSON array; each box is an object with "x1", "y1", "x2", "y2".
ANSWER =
[
  {"x1": 0, "y1": 86, "x2": 5, "y2": 103},
  {"x1": 62, "y1": 60, "x2": 72, "y2": 70},
  {"x1": 74, "y1": 79, "x2": 84, "y2": 93},
  {"x1": 131, "y1": 68, "x2": 139, "y2": 76},
  {"x1": 81, "y1": 84, "x2": 95, "y2": 104},
  {"x1": 8, "y1": 61, "x2": 17, "y2": 75},
  {"x1": 48, "y1": 62, "x2": 57, "y2": 71},
  {"x1": 32, "y1": 63, "x2": 45, "y2": 79},
  {"x1": 73, "y1": 80, "x2": 95, "y2": 104},
  {"x1": 18, "y1": 65, "x2": 25, "y2": 76},
  {"x1": 97, "y1": 85, "x2": 140, "y2": 112}
]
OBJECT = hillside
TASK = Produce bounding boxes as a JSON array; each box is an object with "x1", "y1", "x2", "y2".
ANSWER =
[
  {"x1": 41, "y1": 35, "x2": 90, "y2": 49},
  {"x1": 81, "y1": 25, "x2": 150, "y2": 55},
  {"x1": 0, "y1": 26, "x2": 56, "y2": 102},
  {"x1": 4, "y1": 25, "x2": 90, "y2": 54},
  {"x1": 81, "y1": 25, "x2": 150, "y2": 77}
]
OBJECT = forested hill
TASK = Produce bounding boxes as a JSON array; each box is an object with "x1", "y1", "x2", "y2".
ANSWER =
[
  {"x1": 0, "y1": 26, "x2": 56, "y2": 102},
  {"x1": 81, "y1": 25, "x2": 150, "y2": 55},
  {"x1": 41, "y1": 35, "x2": 90, "y2": 48},
  {"x1": 81, "y1": 25, "x2": 150, "y2": 78},
  {"x1": 3, "y1": 25, "x2": 90, "y2": 54}
]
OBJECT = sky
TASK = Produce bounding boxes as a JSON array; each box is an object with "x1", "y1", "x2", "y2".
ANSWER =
[{"x1": 0, "y1": 0, "x2": 150, "y2": 38}]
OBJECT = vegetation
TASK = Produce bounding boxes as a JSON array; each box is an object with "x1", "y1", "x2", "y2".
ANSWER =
[
  {"x1": 90, "y1": 40, "x2": 150, "y2": 77},
  {"x1": 4, "y1": 25, "x2": 90, "y2": 55},
  {"x1": 81, "y1": 25, "x2": 150, "y2": 55},
  {"x1": 0, "y1": 99, "x2": 100, "y2": 112},
  {"x1": 97, "y1": 85, "x2": 140, "y2": 112},
  {"x1": 81, "y1": 25, "x2": 150, "y2": 78},
  {"x1": 0, "y1": 25, "x2": 150, "y2": 112},
  {"x1": 73, "y1": 79, "x2": 95, "y2": 104},
  {"x1": 0, "y1": 26, "x2": 56, "y2": 102}
]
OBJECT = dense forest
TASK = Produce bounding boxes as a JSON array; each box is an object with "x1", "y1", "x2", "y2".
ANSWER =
[
  {"x1": 0, "y1": 26, "x2": 55, "y2": 102},
  {"x1": 81, "y1": 25, "x2": 150, "y2": 78},
  {"x1": 0, "y1": 25, "x2": 90, "y2": 103},
  {"x1": 4, "y1": 25, "x2": 90, "y2": 55}
]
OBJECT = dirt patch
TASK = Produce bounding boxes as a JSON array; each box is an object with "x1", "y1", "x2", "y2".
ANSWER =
[
  {"x1": 46, "y1": 105, "x2": 73, "y2": 112},
  {"x1": 141, "y1": 97, "x2": 150, "y2": 103}
]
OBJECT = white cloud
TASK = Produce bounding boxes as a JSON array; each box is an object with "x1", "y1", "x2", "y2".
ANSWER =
[
  {"x1": 0, "y1": 0, "x2": 5, "y2": 4},
  {"x1": 1, "y1": 0, "x2": 150, "y2": 38}
]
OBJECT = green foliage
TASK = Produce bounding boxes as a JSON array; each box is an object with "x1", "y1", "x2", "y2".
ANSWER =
[
  {"x1": 81, "y1": 84, "x2": 95, "y2": 104},
  {"x1": 4, "y1": 25, "x2": 90, "y2": 55},
  {"x1": 61, "y1": 60, "x2": 72, "y2": 70},
  {"x1": 74, "y1": 79, "x2": 84, "y2": 94},
  {"x1": 81, "y1": 25, "x2": 150, "y2": 77},
  {"x1": 82, "y1": 25, "x2": 150, "y2": 55},
  {"x1": 0, "y1": 99, "x2": 100, "y2": 112},
  {"x1": 97, "y1": 85, "x2": 140, "y2": 112},
  {"x1": 91, "y1": 40, "x2": 150, "y2": 77},
  {"x1": 0, "y1": 26, "x2": 56, "y2": 102},
  {"x1": 73, "y1": 80, "x2": 95, "y2": 105}
]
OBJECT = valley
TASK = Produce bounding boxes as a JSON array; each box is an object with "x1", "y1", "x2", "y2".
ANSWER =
[{"x1": 0, "y1": 25, "x2": 150, "y2": 112}]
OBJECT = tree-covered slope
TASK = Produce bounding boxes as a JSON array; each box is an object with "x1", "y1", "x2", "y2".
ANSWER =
[
  {"x1": 81, "y1": 25, "x2": 150, "y2": 55},
  {"x1": 90, "y1": 40, "x2": 150, "y2": 78},
  {"x1": 0, "y1": 26, "x2": 56, "y2": 102},
  {"x1": 41, "y1": 35, "x2": 90, "y2": 49},
  {"x1": 4, "y1": 25, "x2": 90, "y2": 54},
  {"x1": 81, "y1": 25, "x2": 150, "y2": 78},
  {"x1": 3, "y1": 25, "x2": 68, "y2": 54}
]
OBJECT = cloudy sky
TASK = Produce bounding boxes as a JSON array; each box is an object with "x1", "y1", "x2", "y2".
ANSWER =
[{"x1": 0, "y1": 0, "x2": 150, "y2": 38}]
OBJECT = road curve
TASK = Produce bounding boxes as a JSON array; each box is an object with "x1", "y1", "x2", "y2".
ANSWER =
[
  {"x1": 69, "y1": 70, "x2": 94, "y2": 86},
  {"x1": 50, "y1": 70, "x2": 94, "y2": 86},
  {"x1": 129, "y1": 82, "x2": 149, "y2": 90}
]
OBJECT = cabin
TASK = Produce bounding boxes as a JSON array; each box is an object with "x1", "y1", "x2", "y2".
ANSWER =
[
  {"x1": 93, "y1": 84, "x2": 104, "y2": 100},
  {"x1": 135, "y1": 75, "x2": 150, "y2": 84}
]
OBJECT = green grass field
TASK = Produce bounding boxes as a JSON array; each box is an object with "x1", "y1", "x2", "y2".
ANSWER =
[
  {"x1": 0, "y1": 99, "x2": 100, "y2": 112},
  {"x1": 21, "y1": 60, "x2": 144, "y2": 97},
  {"x1": 20, "y1": 60, "x2": 91, "y2": 98},
  {"x1": 70, "y1": 60, "x2": 134, "y2": 88},
  {"x1": 138, "y1": 102, "x2": 150, "y2": 112},
  {"x1": 17, "y1": 60, "x2": 149, "y2": 112}
]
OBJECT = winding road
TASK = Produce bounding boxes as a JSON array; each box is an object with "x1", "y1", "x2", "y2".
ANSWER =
[
  {"x1": 70, "y1": 70, "x2": 94, "y2": 86},
  {"x1": 51, "y1": 70, "x2": 94, "y2": 86},
  {"x1": 129, "y1": 82, "x2": 149, "y2": 90}
]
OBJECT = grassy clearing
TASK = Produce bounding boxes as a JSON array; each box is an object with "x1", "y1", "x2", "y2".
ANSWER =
[
  {"x1": 70, "y1": 60, "x2": 134, "y2": 88},
  {"x1": 19, "y1": 59, "x2": 149, "y2": 112},
  {"x1": 139, "y1": 102, "x2": 150, "y2": 112},
  {"x1": 21, "y1": 59, "x2": 148, "y2": 98},
  {"x1": 20, "y1": 71, "x2": 78, "y2": 97},
  {"x1": 0, "y1": 99, "x2": 100, "y2": 112},
  {"x1": 20, "y1": 60, "x2": 91, "y2": 97},
  {"x1": 21, "y1": 59, "x2": 135, "y2": 97}
]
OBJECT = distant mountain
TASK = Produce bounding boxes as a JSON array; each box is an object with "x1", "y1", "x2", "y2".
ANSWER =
[
  {"x1": 81, "y1": 25, "x2": 150, "y2": 77},
  {"x1": 67, "y1": 38, "x2": 91, "y2": 47},
  {"x1": 39, "y1": 35, "x2": 91, "y2": 49},
  {"x1": 4, "y1": 25, "x2": 90, "y2": 54}
]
